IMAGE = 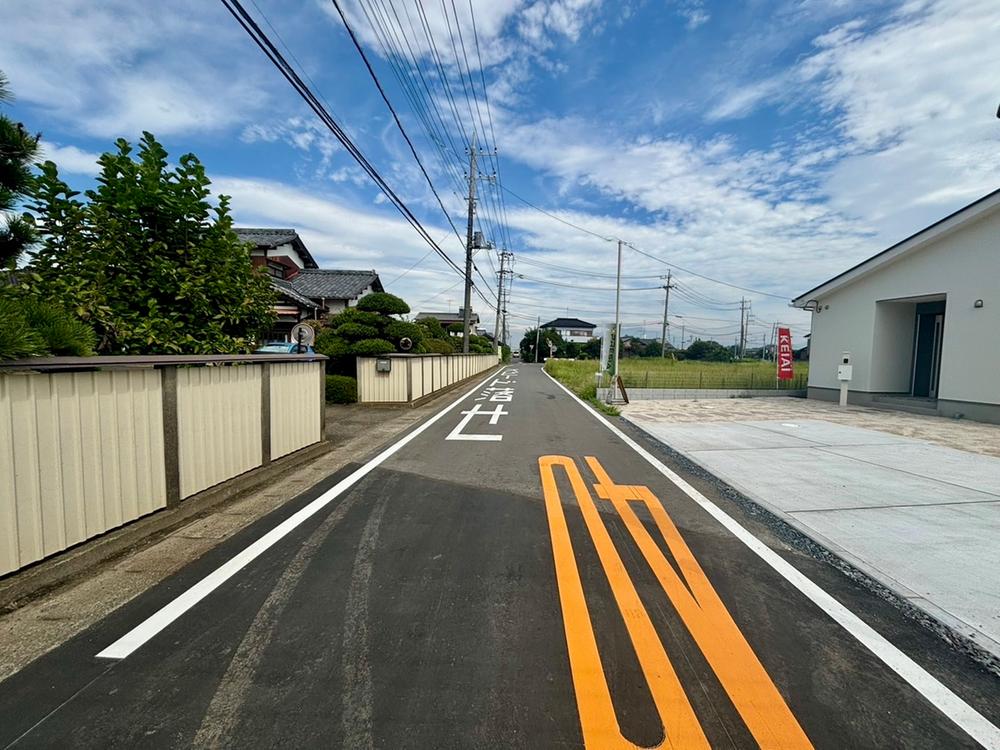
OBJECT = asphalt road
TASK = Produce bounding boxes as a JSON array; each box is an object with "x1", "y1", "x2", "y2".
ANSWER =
[{"x1": 1, "y1": 364, "x2": 998, "y2": 749}]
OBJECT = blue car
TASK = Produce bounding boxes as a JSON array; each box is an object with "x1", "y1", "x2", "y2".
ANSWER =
[{"x1": 254, "y1": 341, "x2": 316, "y2": 355}]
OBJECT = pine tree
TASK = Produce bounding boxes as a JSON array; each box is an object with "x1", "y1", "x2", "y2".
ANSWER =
[{"x1": 0, "y1": 70, "x2": 40, "y2": 268}]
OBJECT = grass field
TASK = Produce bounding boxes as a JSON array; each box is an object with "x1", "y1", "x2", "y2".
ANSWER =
[{"x1": 544, "y1": 357, "x2": 809, "y2": 395}]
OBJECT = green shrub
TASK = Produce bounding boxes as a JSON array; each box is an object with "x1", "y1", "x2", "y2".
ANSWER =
[
  {"x1": 0, "y1": 296, "x2": 45, "y2": 359},
  {"x1": 423, "y1": 338, "x2": 454, "y2": 354},
  {"x1": 22, "y1": 299, "x2": 96, "y2": 356},
  {"x1": 352, "y1": 338, "x2": 395, "y2": 355},
  {"x1": 385, "y1": 320, "x2": 424, "y2": 347},
  {"x1": 334, "y1": 322, "x2": 380, "y2": 339},
  {"x1": 325, "y1": 375, "x2": 357, "y2": 404},
  {"x1": 356, "y1": 292, "x2": 410, "y2": 315}
]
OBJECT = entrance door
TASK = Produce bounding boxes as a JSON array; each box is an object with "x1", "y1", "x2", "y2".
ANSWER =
[{"x1": 911, "y1": 304, "x2": 945, "y2": 398}]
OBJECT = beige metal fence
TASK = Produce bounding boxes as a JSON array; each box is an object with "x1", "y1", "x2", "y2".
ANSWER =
[
  {"x1": 0, "y1": 354, "x2": 325, "y2": 576},
  {"x1": 356, "y1": 353, "x2": 499, "y2": 403}
]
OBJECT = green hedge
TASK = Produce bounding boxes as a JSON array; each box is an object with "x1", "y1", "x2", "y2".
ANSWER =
[{"x1": 325, "y1": 375, "x2": 358, "y2": 404}]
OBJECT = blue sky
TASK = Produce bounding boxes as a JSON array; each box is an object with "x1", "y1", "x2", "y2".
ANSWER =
[{"x1": 3, "y1": 0, "x2": 998, "y2": 347}]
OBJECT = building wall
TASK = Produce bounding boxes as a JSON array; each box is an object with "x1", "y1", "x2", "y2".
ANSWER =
[
  {"x1": 806, "y1": 206, "x2": 1000, "y2": 405},
  {"x1": 549, "y1": 327, "x2": 594, "y2": 344}
]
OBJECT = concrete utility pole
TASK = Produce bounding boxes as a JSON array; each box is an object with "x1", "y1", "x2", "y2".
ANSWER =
[
  {"x1": 462, "y1": 142, "x2": 477, "y2": 354},
  {"x1": 533, "y1": 315, "x2": 541, "y2": 363},
  {"x1": 492, "y1": 249, "x2": 513, "y2": 353},
  {"x1": 738, "y1": 297, "x2": 747, "y2": 358},
  {"x1": 612, "y1": 239, "x2": 623, "y2": 383},
  {"x1": 680, "y1": 323, "x2": 685, "y2": 351},
  {"x1": 492, "y1": 248, "x2": 504, "y2": 352},
  {"x1": 659, "y1": 270, "x2": 673, "y2": 358}
]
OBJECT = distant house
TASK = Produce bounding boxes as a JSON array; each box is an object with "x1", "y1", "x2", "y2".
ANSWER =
[
  {"x1": 236, "y1": 227, "x2": 384, "y2": 339},
  {"x1": 540, "y1": 317, "x2": 596, "y2": 343},
  {"x1": 416, "y1": 309, "x2": 480, "y2": 336},
  {"x1": 290, "y1": 269, "x2": 384, "y2": 315}
]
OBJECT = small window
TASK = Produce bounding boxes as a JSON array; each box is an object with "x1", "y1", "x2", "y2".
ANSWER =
[{"x1": 267, "y1": 261, "x2": 285, "y2": 279}]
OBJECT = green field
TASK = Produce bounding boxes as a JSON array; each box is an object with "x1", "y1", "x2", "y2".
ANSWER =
[{"x1": 545, "y1": 358, "x2": 809, "y2": 394}]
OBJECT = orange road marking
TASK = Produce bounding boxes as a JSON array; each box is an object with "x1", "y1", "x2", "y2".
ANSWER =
[
  {"x1": 539, "y1": 455, "x2": 709, "y2": 749},
  {"x1": 539, "y1": 455, "x2": 813, "y2": 750}
]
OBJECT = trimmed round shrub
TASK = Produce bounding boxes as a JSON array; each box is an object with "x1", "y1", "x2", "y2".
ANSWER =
[
  {"x1": 314, "y1": 330, "x2": 351, "y2": 358},
  {"x1": 352, "y1": 338, "x2": 396, "y2": 356},
  {"x1": 325, "y1": 375, "x2": 357, "y2": 404},
  {"x1": 423, "y1": 338, "x2": 454, "y2": 354},
  {"x1": 334, "y1": 322, "x2": 380, "y2": 339},
  {"x1": 385, "y1": 321, "x2": 424, "y2": 347},
  {"x1": 356, "y1": 292, "x2": 410, "y2": 316}
]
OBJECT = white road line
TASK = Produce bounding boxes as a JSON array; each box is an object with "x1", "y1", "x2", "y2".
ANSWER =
[
  {"x1": 96, "y1": 368, "x2": 505, "y2": 660},
  {"x1": 542, "y1": 368, "x2": 1000, "y2": 750}
]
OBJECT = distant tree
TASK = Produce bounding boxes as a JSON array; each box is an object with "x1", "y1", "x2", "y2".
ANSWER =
[
  {"x1": 685, "y1": 338, "x2": 733, "y2": 362},
  {"x1": 25, "y1": 132, "x2": 275, "y2": 354},
  {"x1": 520, "y1": 327, "x2": 563, "y2": 361}
]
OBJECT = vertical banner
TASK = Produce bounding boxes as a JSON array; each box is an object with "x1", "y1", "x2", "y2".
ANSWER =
[
  {"x1": 600, "y1": 324, "x2": 614, "y2": 374},
  {"x1": 776, "y1": 327, "x2": 794, "y2": 380}
]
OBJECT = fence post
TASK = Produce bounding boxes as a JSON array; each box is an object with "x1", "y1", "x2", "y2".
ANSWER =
[
  {"x1": 318, "y1": 362, "x2": 325, "y2": 441},
  {"x1": 161, "y1": 365, "x2": 182, "y2": 507},
  {"x1": 260, "y1": 362, "x2": 272, "y2": 465},
  {"x1": 406, "y1": 357, "x2": 413, "y2": 402}
]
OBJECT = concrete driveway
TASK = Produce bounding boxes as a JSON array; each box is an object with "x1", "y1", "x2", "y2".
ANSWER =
[{"x1": 622, "y1": 398, "x2": 1000, "y2": 669}]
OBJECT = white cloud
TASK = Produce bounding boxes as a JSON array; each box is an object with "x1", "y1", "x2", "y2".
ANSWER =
[
  {"x1": 800, "y1": 0, "x2": 1000, "y2": 239},
  {"x1": 36, "y1": 143, "x2": 101, "y2": 176},
  {"x1": 0, "y1": 1, "x2": 271, "y2": 138}
]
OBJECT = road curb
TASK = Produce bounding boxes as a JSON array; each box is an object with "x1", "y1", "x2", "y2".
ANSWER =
[
  {"x1": 0, "y1": 440, "x2": 334, "y2": 613},
  {"x1": 616, "y1": 417, "x2": 1000, "y2": 678}
]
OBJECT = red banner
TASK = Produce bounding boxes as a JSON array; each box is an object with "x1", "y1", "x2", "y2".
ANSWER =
[{"x1": 777, "y1": 327, "x2": 794, "y2": 380}]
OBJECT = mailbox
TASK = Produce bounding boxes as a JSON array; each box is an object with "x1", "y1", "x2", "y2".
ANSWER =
[
  {"x1": 837, "y1": 352, "x2": 852, "y2": 382},
  {"x1": 375, "y1": 357, "x2": 392, "y2": 373}
]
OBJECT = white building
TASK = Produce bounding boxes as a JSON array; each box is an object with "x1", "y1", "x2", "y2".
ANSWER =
[
  {"x1": 540, "y1": 317, "x2": 597, "y2": 344},
  {"x1": 792, "y1": 188, "x2": 1000, "y2": 424}
]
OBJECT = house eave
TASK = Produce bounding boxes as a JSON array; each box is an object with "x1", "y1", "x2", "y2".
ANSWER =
[{"x1": 791, "y1": 187, "x2": 1000, "y2": 307}]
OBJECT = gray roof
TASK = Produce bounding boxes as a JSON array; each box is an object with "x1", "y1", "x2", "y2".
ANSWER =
[
  {"x1": 234, "y1": 227, "x2": 318, "y2": 269},
  {"x1": 289, "y1": 269, "x2": 383, "y2": 301},
  {"x1": 541, "y1": 317, "x2": 596, "y2": 329},
  {"x1": 271, "y1": 278, "x2": 318, "y2": 309}
]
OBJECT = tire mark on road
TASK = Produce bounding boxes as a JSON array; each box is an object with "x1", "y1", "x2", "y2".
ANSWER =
[
  {"x1": 339, "y1": 496, "x2": 387, "y2": 750},
  {"x1": 191, "y1": 487, "x2": 368, "y2": 749}
]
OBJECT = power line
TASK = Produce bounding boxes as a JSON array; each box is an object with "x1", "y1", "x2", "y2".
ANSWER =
[
  {"x1": 515, "y1": 274, "x2": 663, "y2": 292},
  {"x1": 330, "y1": 0, "x2": 465, "y2": 249},
  {"x1": 221, "y1": 0, "x2": 467, "y2": 288},
  {"x1": 623, "y1": 242, "x2": 790, "y2": 300},
  {"x1": 501, "y1": 183, "x2": 617, "y2": 242}
]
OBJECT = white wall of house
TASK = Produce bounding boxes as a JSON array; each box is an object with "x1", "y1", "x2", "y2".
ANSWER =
[
  {"x1": 551, "y1": 328, "x2": 594, "y2": 343},
  {"x1": 806, "y1": 205, "x2": 1000, "y2": 407}
]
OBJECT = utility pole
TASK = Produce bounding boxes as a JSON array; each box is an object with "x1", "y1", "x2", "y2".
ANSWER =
[
  {"x1": 680, "y1": 323, "x2": 685, "y2": 351},
  {"x1": 492, "y1": 249, "x2": 504, "y2": 352},
  {"x1": 492, "y1": 249, "x2": 513, "y2": 353},
  {"x1": 659, "y1": 270, "x2": 673, "y2": 358},
  {"x1": 533, "y1": 315, "x2": 541, "y2": 363},
  {"x1": 462, "y1": 141, "x2": 477, "y2": 354},
  {"x1": 738, "y1": 297, "x2": 747, "y2": 359},
  {"x1": 612, "y1": 239, "x2": 623, "y2": 387}
]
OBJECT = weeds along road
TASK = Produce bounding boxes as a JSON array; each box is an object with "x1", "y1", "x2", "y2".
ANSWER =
[{"x1": 1, "y1": 364, "x2": 998, "y2": 748}]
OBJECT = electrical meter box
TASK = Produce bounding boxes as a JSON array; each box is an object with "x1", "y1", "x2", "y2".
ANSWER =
[
  {"x1": 837, "y1": 352, "x2": 852, "y2": 381},
  {"x1": 375, "y1": 357, "x2": 392, "y2": 373}
]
